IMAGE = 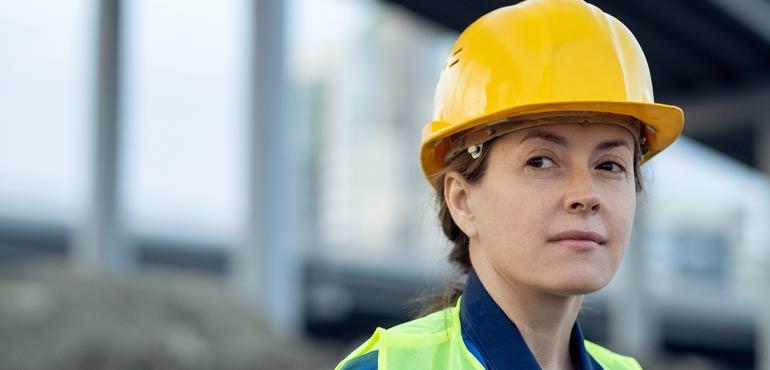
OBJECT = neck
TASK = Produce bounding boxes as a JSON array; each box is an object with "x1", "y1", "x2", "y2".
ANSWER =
[{"x1": 470, "y1": 251, "x2": 582, "y2": 370}]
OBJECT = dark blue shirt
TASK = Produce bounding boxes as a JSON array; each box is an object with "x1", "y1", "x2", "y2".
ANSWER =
[{"x1": 341, "y1": 269, "x2": 604, "y2": 369}]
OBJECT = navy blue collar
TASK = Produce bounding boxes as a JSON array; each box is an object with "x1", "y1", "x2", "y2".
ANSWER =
[{"x1": 459, "y1": 269, "x2": 602, "y2": 370}]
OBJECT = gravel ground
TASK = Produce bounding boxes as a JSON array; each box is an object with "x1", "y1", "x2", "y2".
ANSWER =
[{"x1": 0, "y1": 262, "x2": 339, "y2": 370}]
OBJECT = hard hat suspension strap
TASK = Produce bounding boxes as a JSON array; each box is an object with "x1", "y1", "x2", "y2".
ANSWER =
[{"x1": 445, "y1": 111, "x2": 647, "y2": 163}]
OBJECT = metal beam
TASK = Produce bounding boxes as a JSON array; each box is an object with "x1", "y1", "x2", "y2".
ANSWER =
[
  {"x1": 708, "y1": 0, "x2": 770, "y2": 45},
  {"x1": 232, "y1": 0, "x2": 303, "y2": 338},
  {"x1": 759, "y1": 119, "x2": 770, "y2": 369},
  {"x1": 72, "y1": 0, "x2": 130, "y2": 274},
  {"x1": 761, "y1": 220, "x2": 770, "y2": 370},
  {"x1": 674, "y1": 84, "x2": 770, "y2": 137},
  {"x1": 758, "y1": 117, "x2": 770, "y2": 176}
]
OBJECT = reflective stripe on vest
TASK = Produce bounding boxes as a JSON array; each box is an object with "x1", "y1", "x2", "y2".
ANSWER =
[{"x1": 336, "y1": 298, "x2": 642, "y2": 370}]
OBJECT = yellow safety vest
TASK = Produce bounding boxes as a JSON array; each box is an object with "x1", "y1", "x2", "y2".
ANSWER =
[{"x1": 336, "y1": 298, "x2": 642, "y2": 370}]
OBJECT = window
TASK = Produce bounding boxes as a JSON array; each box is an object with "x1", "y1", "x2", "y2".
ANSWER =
[
  {"x1": 122, "y1": 0, "x2": 247, "y2": 242},
  {"x1": 0, "y1": 0, "x2": 92, "y2": 224}
]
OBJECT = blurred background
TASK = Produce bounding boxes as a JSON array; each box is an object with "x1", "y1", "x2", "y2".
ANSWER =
[{"x1": 1, "y1": 0, "x2": 770, "y2": 369}]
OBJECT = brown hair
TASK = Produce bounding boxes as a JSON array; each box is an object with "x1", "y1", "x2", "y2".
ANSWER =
[{"x1": 418, "y1": 132, "x2": 645, "y2": 316}]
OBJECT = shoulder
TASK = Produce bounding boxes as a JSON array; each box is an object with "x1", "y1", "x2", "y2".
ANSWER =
[
  {"x1": 584, "y1": 340, "x2": 643, "y2": 370},
  {"x1": 335, "y1": 309, "x2": 455, "y2": 370}
]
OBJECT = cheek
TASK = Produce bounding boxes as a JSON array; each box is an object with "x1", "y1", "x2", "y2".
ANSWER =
[
  {"x1": 605, "y1": 185, "x2": 637, "y2": 253},
  {"x1": 476, "y1": 191, "x2": 519, "y2": 242},
  {"x1": 474, "y1": 182, "x2": 547, "y2": 256}
]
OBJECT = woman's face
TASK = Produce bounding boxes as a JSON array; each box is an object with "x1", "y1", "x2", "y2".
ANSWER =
[{"x1": 448, "y1": 123, "x2": 637, "y2": 296}]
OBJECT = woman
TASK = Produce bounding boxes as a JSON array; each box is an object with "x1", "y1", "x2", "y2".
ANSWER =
[{"x1": 336, "y1": 0, "x2": 683, "y2": 369}]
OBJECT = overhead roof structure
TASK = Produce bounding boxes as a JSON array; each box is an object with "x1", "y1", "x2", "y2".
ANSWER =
[{"x1": 384, "y1": 0, "x2": 770, "y2": 98}]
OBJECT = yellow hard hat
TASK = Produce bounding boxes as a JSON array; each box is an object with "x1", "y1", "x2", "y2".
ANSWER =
[{"x1": 420, "y1": 0, "x2": 684, "y2": 188}]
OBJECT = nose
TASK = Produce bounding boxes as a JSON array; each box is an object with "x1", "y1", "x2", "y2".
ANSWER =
[{"x1": 563, "y1": 169, "x2": 602, "y2": 214}]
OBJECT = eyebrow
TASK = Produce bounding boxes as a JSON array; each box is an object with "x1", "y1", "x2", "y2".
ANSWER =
[{"x1": 519, "y1": 129, "x2": 632, "y2": 151}]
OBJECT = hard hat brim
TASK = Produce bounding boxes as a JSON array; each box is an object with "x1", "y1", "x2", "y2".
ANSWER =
[{"x1": 421, "y1": 100, "x2": 684, "y2": 189}]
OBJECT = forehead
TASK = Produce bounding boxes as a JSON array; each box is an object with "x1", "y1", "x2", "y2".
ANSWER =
[{"x1": 495, "y1": 122, "x2": 637, "y2": 150}]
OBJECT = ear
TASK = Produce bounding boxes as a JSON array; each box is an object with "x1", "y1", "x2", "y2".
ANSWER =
[{"x1": 444, "y1": 172, "x2": 479, "y2": 238}]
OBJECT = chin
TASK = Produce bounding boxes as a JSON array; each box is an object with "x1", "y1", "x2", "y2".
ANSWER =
[{"x1": 545, "y1": 271, "x2": 613, "y2": 296}]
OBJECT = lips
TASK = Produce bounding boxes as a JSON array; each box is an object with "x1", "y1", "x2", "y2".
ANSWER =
[{"x1": 548, "y1": 230, "x2": 607, "y2": 245}]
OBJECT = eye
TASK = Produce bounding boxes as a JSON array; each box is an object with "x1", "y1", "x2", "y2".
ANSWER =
[
  {"x1": 526, "y1": 156, "x2": 557, "y2": 169},
  {"x1": 596, "y1": 161, "x2": 626, "y2": 173}
]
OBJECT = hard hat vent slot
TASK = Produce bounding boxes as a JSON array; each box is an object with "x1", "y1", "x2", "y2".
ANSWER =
[{"x1": 445, "y1": 48, "x2": 462, "y2": 70}]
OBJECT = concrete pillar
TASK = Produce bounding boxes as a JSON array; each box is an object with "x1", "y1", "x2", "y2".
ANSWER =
[
  {"x1": 72, "y1": 0, "x2": 130, "y2": 274},
  {"x1": 608, "y1": 197, "x2": 659, "y2": 360},
  {"x1": 232, "y1": 0, "x2": 303, "y2": 338}
]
